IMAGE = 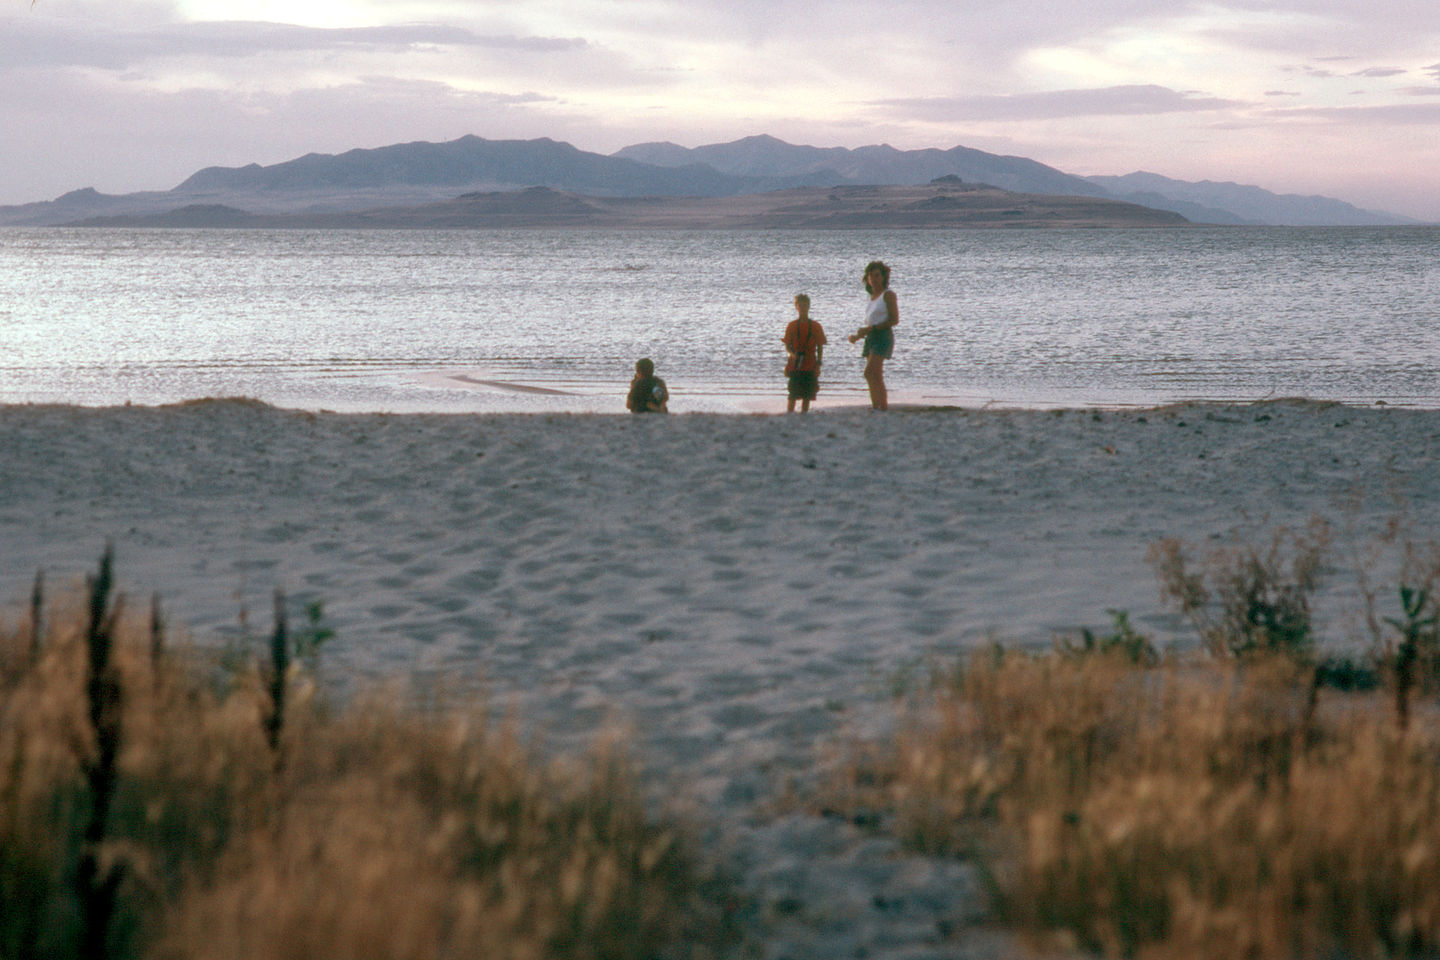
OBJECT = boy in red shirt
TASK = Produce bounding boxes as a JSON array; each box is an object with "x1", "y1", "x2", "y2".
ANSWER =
[{"x1": 782, "y1": 294, "x2": 826, "y2": 413}]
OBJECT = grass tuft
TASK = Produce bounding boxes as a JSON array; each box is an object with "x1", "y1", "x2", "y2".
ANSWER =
[
  {"x1": 0, "y1": 556, "x2": 736, "y2": 960},
  {"x1": 829, "y1": 644, "x2": 1440, "y2": 958}
]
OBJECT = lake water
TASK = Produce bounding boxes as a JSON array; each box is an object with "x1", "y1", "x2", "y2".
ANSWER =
[{"x1": 2, "y1": 226, "x2": 1438, "y2": 413}]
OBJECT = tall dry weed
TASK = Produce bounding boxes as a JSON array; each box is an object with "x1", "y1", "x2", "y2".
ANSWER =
[
  {"x1": 157, "y1": 705, "x2": 730, "y2": 960},
  {"x1": 0, "y1": 566, "x2": 734, "y2": 960}
]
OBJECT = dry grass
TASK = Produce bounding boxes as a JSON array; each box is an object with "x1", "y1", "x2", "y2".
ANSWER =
[
  {"x1": 830, "y1": 646, "x2": 1440, "y2": 958},
  {"x1": 0, "y1": 562, "x2": 736, "y2": 960}
]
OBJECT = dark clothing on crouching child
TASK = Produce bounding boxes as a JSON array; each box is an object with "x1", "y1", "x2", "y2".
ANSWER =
[{"x1": 627, "y1": 375, "x2": 669, "y2": 413}]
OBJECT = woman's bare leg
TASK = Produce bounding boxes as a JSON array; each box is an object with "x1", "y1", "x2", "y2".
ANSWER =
[{"x1": 864, "y1": 356, "x2": 888, "y2": 410}]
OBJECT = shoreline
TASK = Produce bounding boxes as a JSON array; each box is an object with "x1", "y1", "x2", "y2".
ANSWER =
[{"x1": 16, "y1": 366, "x2": 1440, "y2": 417}]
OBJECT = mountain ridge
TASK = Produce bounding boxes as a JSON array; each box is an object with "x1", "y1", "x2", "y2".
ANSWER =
[
  {"x1": 174, "y1": 135, "x2": 821, "y2": 197},
  {"x1": 0, "y1": 133, "x2": 1419, "y2": 227},
  {"x1": 615, "y1": 134, "x2": 1111, "y2": 200}
]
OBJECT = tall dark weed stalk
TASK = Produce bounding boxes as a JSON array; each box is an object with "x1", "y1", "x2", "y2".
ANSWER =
[
  {"x1": 147, "y1": 593, "x2": 164, "y2": 671},
  {"x1": 76, "y1": 547, "x2": 125, "y2": 960},
  {"x1": 263, "y1": 590, "x2": 288, "y2": 755},
  {"x1": 28, "y1": 570, "x2": 44, "y2": 665},
  {"x1": 1388, "y1": 585, "x2": 1439, "y2": 731}
]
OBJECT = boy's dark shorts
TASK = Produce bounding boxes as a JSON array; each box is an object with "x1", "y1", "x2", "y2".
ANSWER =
[{"x1": 787, "y1": 371, "x2": 819, "y2": 401}]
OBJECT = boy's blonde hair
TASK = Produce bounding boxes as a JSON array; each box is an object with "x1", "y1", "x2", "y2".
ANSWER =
[{"x1": 794, "y1": 293, "x2": 810, "y2": 308}]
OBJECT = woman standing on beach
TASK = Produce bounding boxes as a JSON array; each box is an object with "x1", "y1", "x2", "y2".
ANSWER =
[{"x1": 849, "y1": 260, "x2": 898, "y2": 410}]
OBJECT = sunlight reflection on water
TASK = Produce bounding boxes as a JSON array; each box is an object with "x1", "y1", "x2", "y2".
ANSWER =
[{"x1": 3, "y1": 226, "x2": 1437, "y2": 412}]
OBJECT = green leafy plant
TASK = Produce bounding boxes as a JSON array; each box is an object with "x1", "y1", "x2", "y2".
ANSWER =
[
  {"x1": 1064, "y1": 609, "x2": 1160, "y2": 666},
  {"x1": 1387, "y1": 585, "x2": 1439, "y2": 731},
  {"x1": 1150, "y1": 520, "x2": 1329, "y2": 659},
  {"x1": 1386, "y1": 585, "x2": 1439, "y2": 653},
  {"x1": 292, "y1": 600, "x2": 335, "y2": 672}
]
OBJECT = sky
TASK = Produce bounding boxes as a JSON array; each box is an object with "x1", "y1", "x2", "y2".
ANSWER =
[{"x1": 4, "y1": 0, "x2": 1440, "y2": 220}]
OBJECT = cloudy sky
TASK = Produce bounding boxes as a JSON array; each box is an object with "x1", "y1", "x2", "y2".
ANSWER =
[{"x1": 5, "y1": 0, "x2": 1440, "y2": 219}]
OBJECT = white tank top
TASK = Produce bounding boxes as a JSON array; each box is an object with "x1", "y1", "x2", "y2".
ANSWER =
[{"x1": 865, "y1": 292, "x2": 892, "y2": 328}]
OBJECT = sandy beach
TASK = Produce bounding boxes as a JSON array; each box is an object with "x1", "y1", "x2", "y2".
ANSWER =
[{"x1": 3, "y1": 398, "x2": 1438, "y2": 958}]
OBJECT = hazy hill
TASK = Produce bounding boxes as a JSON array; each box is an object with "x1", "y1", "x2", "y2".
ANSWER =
[{"x1": 1085, "y1": 172, "x2": 1417, "y2": 226}]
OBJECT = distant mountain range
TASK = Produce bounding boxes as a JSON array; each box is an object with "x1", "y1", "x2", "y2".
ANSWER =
[
  {"x1": 63, "y1": 181, "x2": 1190, "y2": 230},
  {"x1": 0, "y1": 134, "x2": 1420, "y2": 227}
]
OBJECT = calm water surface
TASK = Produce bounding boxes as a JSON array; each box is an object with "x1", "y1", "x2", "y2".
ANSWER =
[{"x1": 2, "y1": 227, "x2": 1437, "y2": 412}]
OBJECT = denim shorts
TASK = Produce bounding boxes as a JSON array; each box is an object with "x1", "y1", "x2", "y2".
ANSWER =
[{"x1": 862, "y1": 328, "x2": 894, "y2": 359}]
